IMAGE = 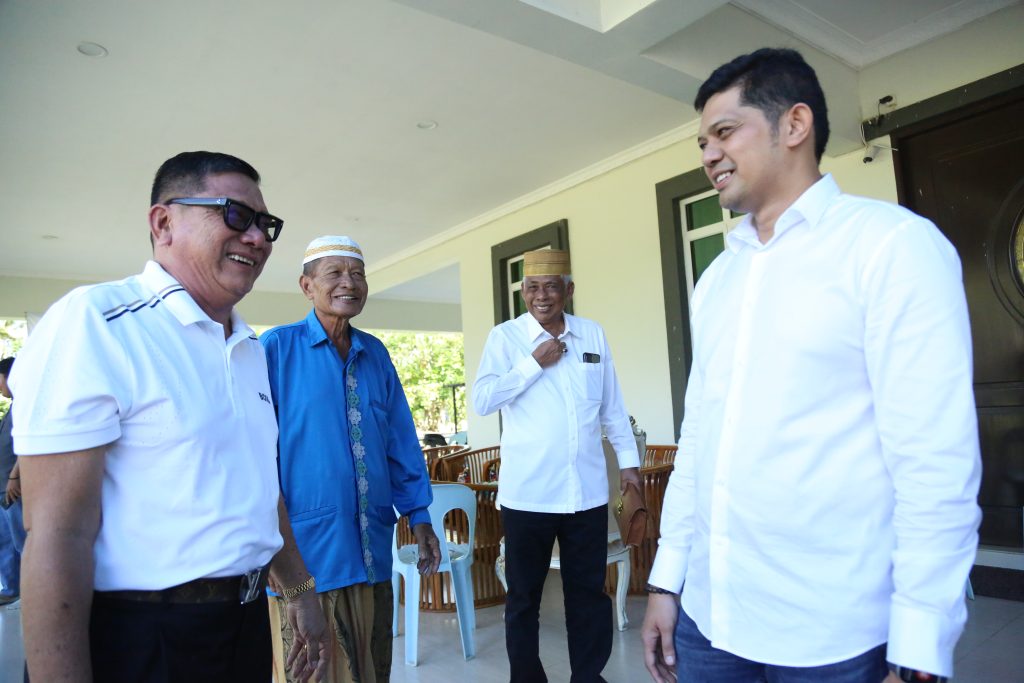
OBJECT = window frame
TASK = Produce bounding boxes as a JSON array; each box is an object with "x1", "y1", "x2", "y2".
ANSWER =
[
  {"x1": 489, "y1": 219, "x2": 570, "y2": 325},
  {"x1": 680, "y1": 189, "x2": 744, "y2": 300}
]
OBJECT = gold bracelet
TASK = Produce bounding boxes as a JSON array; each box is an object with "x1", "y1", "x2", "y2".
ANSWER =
[{"x1": 282, "y1": 575, "x2": 316, "y2": 600}]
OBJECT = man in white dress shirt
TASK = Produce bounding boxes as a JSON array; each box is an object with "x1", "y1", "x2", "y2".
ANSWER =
[
  {"x1": 641, "y1": 48, "x2": 980, "y2": 683},
  {"x1": 473, "y1": 249, "x2": 641, "y2": 683}
]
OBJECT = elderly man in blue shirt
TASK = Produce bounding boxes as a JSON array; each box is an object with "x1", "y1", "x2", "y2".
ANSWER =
[{"x1": 263, "y1": 235, "x2": 441, "y2": 683}]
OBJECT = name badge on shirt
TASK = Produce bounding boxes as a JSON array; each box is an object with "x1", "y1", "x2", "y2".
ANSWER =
[{"x1": 582, "y1": 352, "x2": 601, "y2": 363}]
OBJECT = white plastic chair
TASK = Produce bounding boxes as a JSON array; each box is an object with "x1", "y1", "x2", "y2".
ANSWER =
[
  {"x1": 493, "y1": 436, "x2": 641, "y2": 632},
  {"x1": 494, "y1": 531, "x2": 631, "y2": 631},
  {"x1": 392, "y1": 483, "x2": 477, "y2": 666}
]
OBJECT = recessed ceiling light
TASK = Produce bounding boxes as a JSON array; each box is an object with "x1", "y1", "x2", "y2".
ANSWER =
[
  {"x1": 41, "y1": 234, "x2": 59, "y2": 240},
  {"x1": 416, "y1": 120, "x2": 438, "y2": 130},
  {"x1": 77, "y1": 42, "x2": 108, "y2": 58}
]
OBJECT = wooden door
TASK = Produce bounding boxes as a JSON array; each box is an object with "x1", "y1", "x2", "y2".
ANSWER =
[{"x1": 895, "y1": 92, "x2": 1024, "y2": 548}]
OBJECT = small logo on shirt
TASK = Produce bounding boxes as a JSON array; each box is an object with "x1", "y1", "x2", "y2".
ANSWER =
[{"x1": 258, "y1": 392, "x2": 271, "y2": 405}]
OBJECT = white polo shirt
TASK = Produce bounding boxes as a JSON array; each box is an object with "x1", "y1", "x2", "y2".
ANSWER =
[{"x1": 11, "y1": 261, "x2": 283, "y2": 591}]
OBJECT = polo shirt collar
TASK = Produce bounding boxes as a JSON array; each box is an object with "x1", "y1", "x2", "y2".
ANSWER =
[
  {"x1": 522, "y1": 311, "x2": 577, "y2": 342},
  {"x1": 139, "y1": 260, "x2": 255, "y2": 339},
  {"x1": 303, "y1": 308, "x2": 365, "y2": 355},
  {"x1": 726, "y1": 173, "x2": 840, "y2": 251},
  {"x1": 305, "y1": 308, "x2": 329, "y2": 345}
]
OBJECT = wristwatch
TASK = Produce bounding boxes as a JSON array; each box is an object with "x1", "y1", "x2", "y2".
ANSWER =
[
  {"x1": 889, "y1": 663, "x2": 948, "y2": 683},
  {"x1": 282, "y1": 575, "x2": 316, "y2": 600}
]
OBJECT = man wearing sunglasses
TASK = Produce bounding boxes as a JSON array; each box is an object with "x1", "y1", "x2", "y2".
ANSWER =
[{"x1": 9, "y1": 151, "x2": 329, "y2": 682}]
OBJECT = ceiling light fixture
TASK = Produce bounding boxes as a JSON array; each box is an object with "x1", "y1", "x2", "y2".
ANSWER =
[
  {"x1": 416, "y1": 120, "x2": 438, "y2": 130},
  {"x1": 77, "y1": 42, "x2": 109, "y2": 58}
]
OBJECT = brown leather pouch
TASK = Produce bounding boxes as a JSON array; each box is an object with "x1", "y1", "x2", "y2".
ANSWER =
[{"x1": 615, "y1": 481, "x2": 648, "y2": 547}]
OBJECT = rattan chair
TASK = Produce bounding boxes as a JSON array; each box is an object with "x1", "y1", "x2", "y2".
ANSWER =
[
  {"x1": 626, "y1": 462, "x2": 674, "y2": 593},
  {"x1": 643, "y1": 444, "x2": 677, "y2": 467},
  {"x1": 432, "y1": 445, "x2": 500, "y2": 482},
  {"x1": 493, "y1": 436, "x2": 643, "y2": 631},
  {"x1": 481, "y1": 456, "x2": 501, "y2": 482},
  {"x1": 422, "y1": 444, "x2": 469, "y2": 477}
]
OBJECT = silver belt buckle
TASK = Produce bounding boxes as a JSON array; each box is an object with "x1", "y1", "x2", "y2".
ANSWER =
[{"x1": 239, "y1": 564, "x2": 268, "y2": 604}]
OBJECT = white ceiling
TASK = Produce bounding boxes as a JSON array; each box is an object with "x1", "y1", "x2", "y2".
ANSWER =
[
  {"x1": 376, "y1": 263, "x2": 461, "y2": 304},
  {"x1": 1, "y1": 0, "x2": 1013, "y2": 303}
]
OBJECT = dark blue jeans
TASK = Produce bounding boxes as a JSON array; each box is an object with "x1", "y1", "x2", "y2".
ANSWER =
[
  {"x1": 674, "y1": 606, "x2": 889, "y2": 683},
  {"x1": 4, "y1": 499, "x2": 26, "y2": 553},
  {"x1": 0, "y1": 499, "x2": 22, "y2": 597}
]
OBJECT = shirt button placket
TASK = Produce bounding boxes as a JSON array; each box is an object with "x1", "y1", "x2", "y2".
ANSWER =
[{"x1": 711, "y1": 252, "x2": 765, "y2": 638}]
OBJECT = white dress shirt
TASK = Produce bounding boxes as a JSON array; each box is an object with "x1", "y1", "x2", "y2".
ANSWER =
[
  {"x1": 473, "y1": 312, "x2": 640, "y2": 513},
  {"x1": 11, "y1": 261, "x2": 283, "y2": 590},
  {"x1": 648, "y1": 175, "x2": 981, "y2": 677}
]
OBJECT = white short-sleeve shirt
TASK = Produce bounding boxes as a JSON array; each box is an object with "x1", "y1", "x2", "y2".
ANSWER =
[{"x1": 10, "y1": 261, "x2": 283, "y2": 590}]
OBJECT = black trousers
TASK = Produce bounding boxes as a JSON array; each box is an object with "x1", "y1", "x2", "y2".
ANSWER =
[
  {"x1": 87, "y1": 591, "x2": 272, "y2": 682},
  {"x1": 501, "y1": 505, "x2": 611, "y2": 683}
]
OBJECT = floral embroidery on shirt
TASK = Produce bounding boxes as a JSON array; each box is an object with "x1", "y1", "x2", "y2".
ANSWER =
[{"x1": 346, "y1": 362, "x2": 375, "y2": 582}]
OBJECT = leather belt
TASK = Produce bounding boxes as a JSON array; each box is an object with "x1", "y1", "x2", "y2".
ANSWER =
[{"x1": 95, "y1": 565, "x2": 270, "y2": 605}]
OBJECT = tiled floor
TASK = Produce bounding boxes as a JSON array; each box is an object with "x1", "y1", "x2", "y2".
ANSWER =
[
  {"x1": 0, "y1": 600, "x2": 22, "y2": 680},
  {"x1": 1, "y1": 574, "x2": 1021, "y2": 681},
  {"x1": 389, "y1": 574, "x2": 1024, "y2": 682}
]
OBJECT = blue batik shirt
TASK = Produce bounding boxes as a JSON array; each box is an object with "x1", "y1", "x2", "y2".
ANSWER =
[{"x1": 262, "y1": 309, "x2": 432, "y2": 590}]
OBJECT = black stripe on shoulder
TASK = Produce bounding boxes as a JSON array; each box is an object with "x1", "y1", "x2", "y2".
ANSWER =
[{"x1": 103, "y1": 286, "x2": 185, "y2": 322}]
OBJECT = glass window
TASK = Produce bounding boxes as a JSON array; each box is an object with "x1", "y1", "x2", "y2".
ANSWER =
[
  {"x1": 686, "y1": 195, "x2": 724, "y2": 231},
  {"x1": 507, "y1": 255, "x2": 526, "y2": 317},
  {"x1": 491, "y1": 220, "x2": 568, "y2": 324},
  {"x1": 506, "y1": 248, "x2": 550, "y2": 319},
  {"x1": 510, "y1": 258, "x2": 523, "y2": 284},
  {"x1": 690, "y1": 234, "x2": 725, "y2": 284},
  {"x1": 679, "y1": 189, "x2": 743, "y2": 301}
]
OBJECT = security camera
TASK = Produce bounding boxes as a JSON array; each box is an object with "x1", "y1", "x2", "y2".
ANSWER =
[{"x1": 862, "y1": 144, "x2": 882, "y2": 164}]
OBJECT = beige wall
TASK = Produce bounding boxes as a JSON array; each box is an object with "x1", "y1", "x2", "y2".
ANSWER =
[
  {"x1": 858, "y1": 4, "x2": 1024, "y2": 122},
  {"x1": 372, "y1": 136, "x2": 904, "y2": 447},
  {"x1": 372, "y1": 13, "x2": 1021, "y2": 447},
  {"x1": 239, "y1": 291, "x2": 462, "y2": 332}
]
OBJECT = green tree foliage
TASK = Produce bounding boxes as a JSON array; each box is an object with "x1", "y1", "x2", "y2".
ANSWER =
[
  {"x1": 0, "y1": 320, "x2": 24, "y2": 358},
  {"x1": 0, "y1": 319, "x2": 27, "y2": 419},
  {"x1": 369, "y1": 330, "x2": 466, "y2": 434}
]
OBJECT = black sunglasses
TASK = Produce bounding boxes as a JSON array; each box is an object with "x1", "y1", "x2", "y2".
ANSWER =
[{"x1": 166, "y1": 197, "x2": 284, "y2": 242}]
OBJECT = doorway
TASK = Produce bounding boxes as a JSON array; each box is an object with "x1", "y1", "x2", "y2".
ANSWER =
[{"x1": 894, "y1": 90, "x2": 1024, "y2": 550}]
